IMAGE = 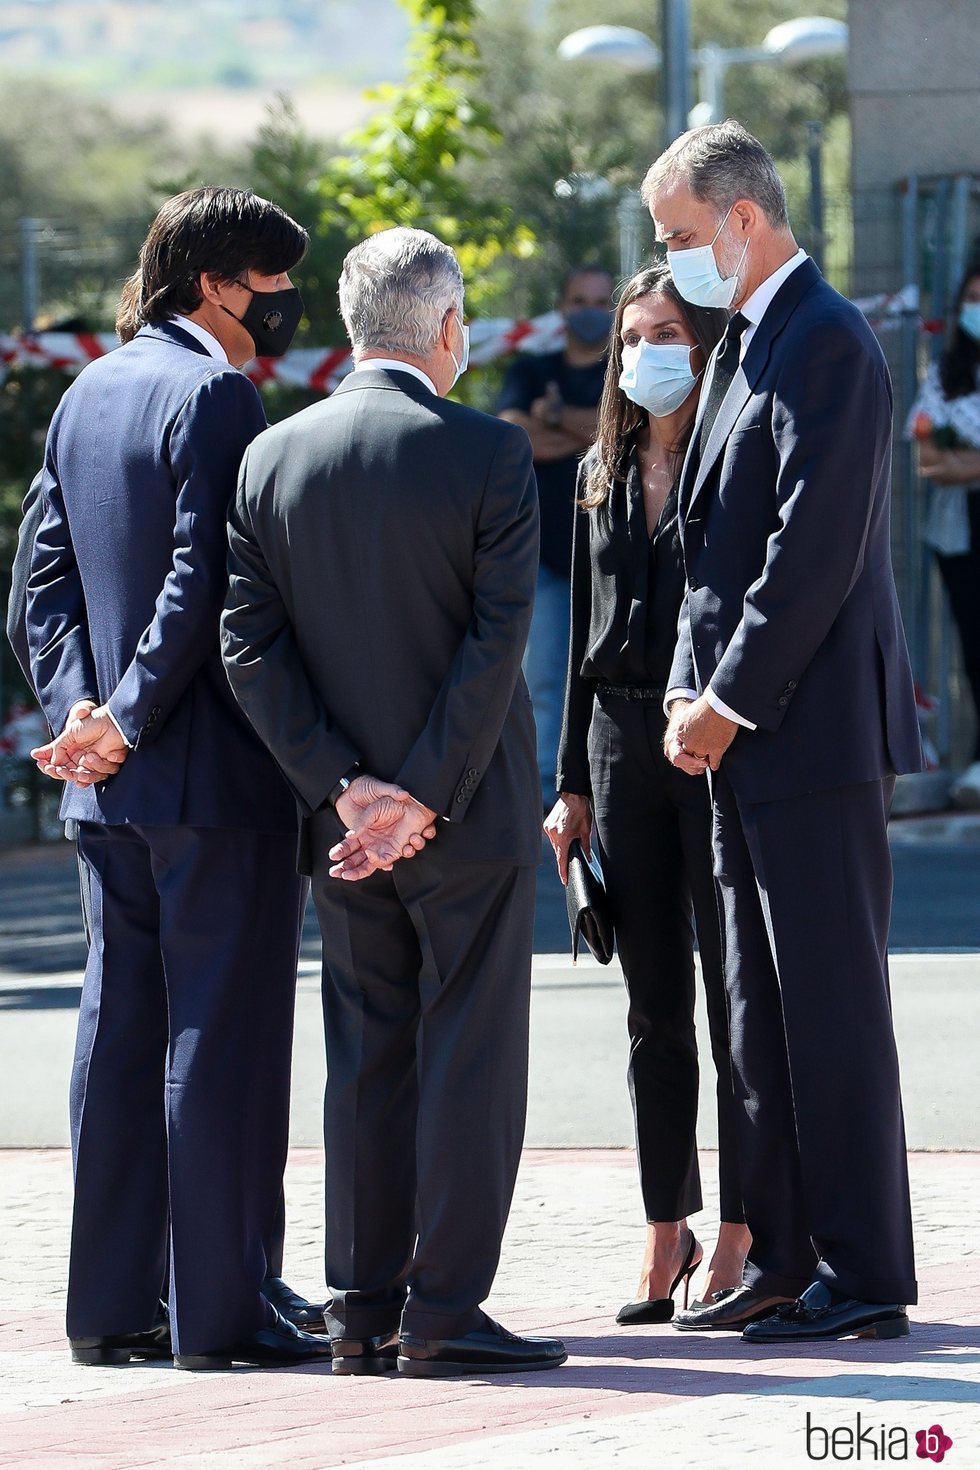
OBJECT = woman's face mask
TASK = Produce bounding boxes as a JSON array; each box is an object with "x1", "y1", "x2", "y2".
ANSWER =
[{"x1": 618, "y1": 339, "x2": 700, "y2": 417}]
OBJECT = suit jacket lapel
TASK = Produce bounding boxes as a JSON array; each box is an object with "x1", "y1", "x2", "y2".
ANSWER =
[{"x1": 681, "y1": 258, "x2": 823, "y2": 520}]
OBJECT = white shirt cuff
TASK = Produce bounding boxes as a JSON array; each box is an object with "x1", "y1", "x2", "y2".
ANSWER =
[
  {"x1": 664, "y1": 687, "x2": 698, "y2": 716},
  {"x1": 705, "y1": 685, "x2": 757, "y2": 731},
  {"x1": 105, "y1": 707, "x2": 133, "y2": 749}
]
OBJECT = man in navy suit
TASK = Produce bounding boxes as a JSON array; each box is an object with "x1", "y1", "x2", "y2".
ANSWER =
[
  {"x1": 26, "y1": 188, "x2": 333, "y2": 1369},
  {"x1": 642, "y1": 124, "x2": 922, "y2": 1342},
  {"x1": 7, "y1": 475, "x2": 318, "y2": 1334}
]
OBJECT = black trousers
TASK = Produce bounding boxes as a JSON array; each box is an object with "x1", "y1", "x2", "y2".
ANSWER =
[
  {"x1": 69, "y1": 823, "x2": 306, "y2": 1354},
  {"x1": 588, "y1": 692, "x2": 742, "y2": 1224},
  {"x1": 312, "y1": 834, "x2": 536, "y2": 1340},
  {"x1": 936, "y1": 492, "x2": 980, "y2": 760},
  {"x1": 712, "y1": 770, "x2": 917, "y2": 1305}
]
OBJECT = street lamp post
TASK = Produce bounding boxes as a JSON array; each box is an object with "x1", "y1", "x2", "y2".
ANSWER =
[
  {"x1": 661, "y1": 0, "x2": 692, "y2": 145},
  {"x1": 557, "y1": 15, "x2": 848, "y2": 276},
  {"x1": 558, "y1": 17, "x2": 848, "y2": 129}
]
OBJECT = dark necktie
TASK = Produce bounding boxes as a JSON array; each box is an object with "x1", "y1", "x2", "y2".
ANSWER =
[{"x1": 696, "y1": 310, "x2": 749, "y2": 461}]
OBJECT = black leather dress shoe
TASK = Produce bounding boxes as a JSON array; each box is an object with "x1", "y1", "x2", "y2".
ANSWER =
[
  {"x1": 330, "y1": 1332, "x2": 400, "y2": 1375},
  {"x1": 398, "y1": 1316, "x2": 567, "y2": 1378},
  {"x1": 262, "y1": 1276, "x2": 327, "y2": 1334},
  {"x1": 673, "y1": 1285, "x2": 795, "y2": 1332},
  {"x1": 71, "y1": 1308, "x2": 171, "y2": 1365},
  {"x1": 173, "y1": 1307, "x2": 334, "y2": 1370},
  {"x1": 742, "y1": 1281, "x2": 910, "y2": 1343}
]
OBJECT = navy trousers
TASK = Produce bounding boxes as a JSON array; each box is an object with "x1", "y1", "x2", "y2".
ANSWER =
[
  {"x1": 312, "y1": 832, "x2": 536, "y2": 1342},
  {"x1": 712, "y1": 771, "x2": 917, "y2": 1306},
  {"x1": 68, "y1": 823, "x2": 305, "y2": 1355}
]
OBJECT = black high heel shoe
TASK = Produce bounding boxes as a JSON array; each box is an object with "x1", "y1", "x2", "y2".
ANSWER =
[{"x1": 615, "y1": 1230, "x2": 703, "y2": 1325}]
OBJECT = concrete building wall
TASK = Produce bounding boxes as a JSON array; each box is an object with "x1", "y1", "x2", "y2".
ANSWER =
[{"x1": 849, "y1": 0, "x2": 980, "y2": 294}]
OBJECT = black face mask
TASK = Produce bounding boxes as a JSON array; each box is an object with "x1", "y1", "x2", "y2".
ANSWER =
[{"x1": 224, "y1": 284, "x2": 304, "y2": 357}]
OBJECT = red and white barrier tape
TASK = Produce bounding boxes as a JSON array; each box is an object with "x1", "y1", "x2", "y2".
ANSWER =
[{"x1": 0, "y1": 290, "x2": 938, "y2": 390}]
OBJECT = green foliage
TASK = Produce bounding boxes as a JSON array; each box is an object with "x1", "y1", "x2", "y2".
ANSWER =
[
  {"x1": 249, "y1": 95, "x2": 351, "y2": 348},
  {"x1": 320, "y1": 0, "x2": 534, "y2": 313},
  {"x1": 467, "y1": 0, "x2": 850, "y2": 313}
]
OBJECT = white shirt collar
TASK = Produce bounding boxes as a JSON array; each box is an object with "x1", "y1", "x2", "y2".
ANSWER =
[
  {"x1": 739, "y1": 248, "x2": 808, "y2": 331},
  {"x1": 169, "y1": 315, "x2": 229, "y2": 363},
  {"x1": 353, "y1": 356, "x2": 437, "y2": 395}
]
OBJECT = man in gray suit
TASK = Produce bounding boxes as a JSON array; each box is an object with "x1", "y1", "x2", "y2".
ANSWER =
[{"x1": 221, "y1": 227, "x2": 566, "y2": 1379}]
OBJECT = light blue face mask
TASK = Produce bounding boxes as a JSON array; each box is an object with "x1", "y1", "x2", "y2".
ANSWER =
[
  {"x1": 959, "y1": 302, "x2": 980, "y2": 343},
  {"x1": 449, "y1": 317, "x2": 470, "y2": 390},
  {"x1": 619, "y1": 340, "x2": 700, "y2": 417},
  {"x1": 667, "y1": 205, "x2": 749, "y2": 309}
]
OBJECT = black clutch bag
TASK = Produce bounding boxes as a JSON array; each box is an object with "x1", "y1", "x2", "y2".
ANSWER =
[{"x1": 565, "y1": 839, "x2": 614, "y2": 965}]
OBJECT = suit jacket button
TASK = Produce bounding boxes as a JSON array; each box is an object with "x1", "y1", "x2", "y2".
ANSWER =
[
  {"x1": 468, "y1": 768, "x2": 477, "y2": 776},
  {"x1": 456, "y1": 794, "x2": 465, "y2": 803},
  {"x1": 777, "y1": 695, "x2": 789, "y2": 707},
  {"x1": 787, "y1": 680, "x2": 797, "y2": 690},
  {"x1": 688, "y1": 578, "x2": 699, "y2": 591}
]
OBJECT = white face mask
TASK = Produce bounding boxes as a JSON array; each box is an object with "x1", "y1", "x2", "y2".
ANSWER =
[
  {"x1": 619, "y1": 340, "x2": 700, "y2": 417},
  {"x1": 667, "y1": 205, "x2": 749, "y2": 309},
  {"x1": 449, "y1": 317, "x2": 470, "y2": 390}
]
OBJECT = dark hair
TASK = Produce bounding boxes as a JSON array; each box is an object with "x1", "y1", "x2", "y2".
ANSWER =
[
  {"x1": 582, "y1": 259, "x2": 727, "y2": 508},
  {"x1": 115, "y1": 187, "x2": 309, "y2": 342},
  {"x1": 559, "y1": 264, "x2": 614, "y2": 303},
  {"x1": 939, "y1": 265, "x2": 980, "y2": 400}
]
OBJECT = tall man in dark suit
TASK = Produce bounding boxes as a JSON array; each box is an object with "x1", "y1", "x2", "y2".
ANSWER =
[
  {"x1": 8, "y1": 484, "x2": 317, "y2": 1331},
  {"x1": 641, "y1": 123, "x2": 923, "y2": 1342},
  {"x1": 221, "y1": 226, "x2": 566, "y2": 1378},
  {"x1": 26, "y1": 187, "x2": 331, "y2": 1369}
]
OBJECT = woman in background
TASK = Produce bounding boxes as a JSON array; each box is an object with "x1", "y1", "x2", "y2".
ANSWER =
[
  {"x1": 545, "y1": 261, "x2": 749, "y2": 1324},
  {"x1": 909, "y1": 264, "x2": 980, "y2": 807}
]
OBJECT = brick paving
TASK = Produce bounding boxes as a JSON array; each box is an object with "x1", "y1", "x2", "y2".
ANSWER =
[{"x1": 2, "y1": 1148, "x2": 978, "y2": 1468}]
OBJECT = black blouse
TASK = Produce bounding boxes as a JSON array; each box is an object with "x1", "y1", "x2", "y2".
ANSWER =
[{"x1": 556, "y1": 448, "x2": 687, "y2": 796}]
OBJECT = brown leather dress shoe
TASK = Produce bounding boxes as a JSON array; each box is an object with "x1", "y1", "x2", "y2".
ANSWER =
[{"x1": 672, "y1": 1285, "x2": 794, "y2": 1331}]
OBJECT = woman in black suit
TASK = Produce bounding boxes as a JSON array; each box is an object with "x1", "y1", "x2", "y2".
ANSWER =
[{"x1": 545, "y1": 260, "x2": 749, "y2": 1322}]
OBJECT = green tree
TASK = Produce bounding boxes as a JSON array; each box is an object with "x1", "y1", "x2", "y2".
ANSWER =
[
  {"x1": 320, "y1": 0, "x2": 534, "y2": 315},
  {"x1": 468, "y1": 0, "x2": 850, "y2": 314},
  {"x1": 248, "y1": 95, "x2": 351, "y2": 347}
]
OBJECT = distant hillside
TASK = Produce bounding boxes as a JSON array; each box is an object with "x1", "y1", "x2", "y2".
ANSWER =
[{"x1": 0, "y1": 0, "x2": 410, "y2": 139}]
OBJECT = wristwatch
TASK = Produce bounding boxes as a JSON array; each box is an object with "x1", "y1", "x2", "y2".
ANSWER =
[{"x1": 326, "y1": 764, "x2": 361, "y2": 810}]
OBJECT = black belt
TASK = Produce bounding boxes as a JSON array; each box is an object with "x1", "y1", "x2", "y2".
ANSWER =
[{"x1": 595, "y1": 681, "x2": 666, "y2": 703}]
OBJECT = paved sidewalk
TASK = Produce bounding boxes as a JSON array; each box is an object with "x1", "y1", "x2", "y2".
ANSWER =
[{"x1": 2, "y1": 1147, "x2": 978, "y2": 1469}]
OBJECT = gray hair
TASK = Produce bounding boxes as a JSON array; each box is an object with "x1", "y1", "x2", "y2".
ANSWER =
[
  {"x1": 641, "y1": 120, "x2": 789, "y2": 229},
  {"x1": 339, "y1": 227, "x2": 464, "y2": 357}
]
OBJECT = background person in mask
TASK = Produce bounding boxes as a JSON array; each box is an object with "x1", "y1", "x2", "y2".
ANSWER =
[
  {"x1": 498, "y1": 266, "x2": 614, "y2": 805},
  {"x1": 26, "y1": 187, "x2": 335, "y2": 1371},
  {"x1": 907, "y1": 263, "x2": 980, "y2": 808},
  {"x1": 544, "y1": 261, "x2": 748, "y2": 1325}
]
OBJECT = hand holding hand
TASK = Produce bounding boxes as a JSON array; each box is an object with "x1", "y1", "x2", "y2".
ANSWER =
[
  {"x1": 329, "y1": 775, "x2": 438, "y2": 881},
  {"x1": 543, "y1": 792, "x2": 593, "y2": 886},
  {"x1": 31, "y1": 705, "x2": 128, "y2": 787},
  {"x1": 666, "y1": 695, "x2": 736, "y2": 774}
]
